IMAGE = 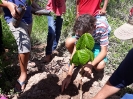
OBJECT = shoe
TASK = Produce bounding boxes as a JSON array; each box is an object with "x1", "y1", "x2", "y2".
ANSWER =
[{"x1": 14, "y1": 79, "x2": 27, "y2": 93}]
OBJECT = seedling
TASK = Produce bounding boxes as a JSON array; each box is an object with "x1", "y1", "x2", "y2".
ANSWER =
[
  {"x1": 70, "y1": 33, "x2": 95, "y2": 65},
  {"x1": 70, "y1": 33, "x2": 95, "y2": 99}
]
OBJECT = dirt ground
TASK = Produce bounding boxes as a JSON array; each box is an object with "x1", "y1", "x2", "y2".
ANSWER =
[{"x1": 11, "y1": 43, "x2": 121, "y2": 99}]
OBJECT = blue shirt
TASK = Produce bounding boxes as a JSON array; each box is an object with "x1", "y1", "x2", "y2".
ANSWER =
[{"x1": 3, "y1": 0, "x2": 32, "y2": 24}]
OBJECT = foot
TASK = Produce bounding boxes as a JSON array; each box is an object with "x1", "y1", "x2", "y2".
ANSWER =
[
  {"x1": 44, "y1": 55, "x2": 52, "y2": 63},
  {"x1": 14, "y1": 79, "x2": 27, "y2": 93}
]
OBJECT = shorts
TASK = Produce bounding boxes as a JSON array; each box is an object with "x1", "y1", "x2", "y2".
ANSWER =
[
  {"x1": 109, "y1": 48, "x2": 133, "y2": 88},
  {"x1": 8, "y1": 22, "x2": 32, "y2": 53},
  {"x1": 93, "y1": 44, "x2": 107, "y2": 62}
]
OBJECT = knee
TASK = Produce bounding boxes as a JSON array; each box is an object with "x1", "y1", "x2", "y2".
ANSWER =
[{"x1": 65, "y1": 37, "x2": 76, "y2": 49}]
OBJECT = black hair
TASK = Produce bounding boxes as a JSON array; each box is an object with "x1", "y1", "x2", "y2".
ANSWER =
[{"x1": 73, "y1": 14, "x2": 96, "y2": 34}]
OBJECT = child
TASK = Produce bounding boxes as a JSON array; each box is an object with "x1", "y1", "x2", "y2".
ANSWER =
[
  {"x1": 76, "y1": 0, "x2": 111, "y2": 34},
  {"x1": 2, "y1": 0, "x2": 32, "y2": 92},
  {"x1": 44, "y1": 0, "x2": 66, "y2": 62},
  {"x1": 92, "y1": 7, "x2": 133, "y2": 99},
  {"x1": 76, "y1": 0, "x2": 109, "y2": 17},
  {"x1": 61, "y1": 14, "x2": 110, "y2": 92}
]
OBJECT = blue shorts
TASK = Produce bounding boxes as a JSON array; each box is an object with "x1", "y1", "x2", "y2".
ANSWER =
[{"x1": 109, "y1": 48, "x2": 133, "y2": 88}]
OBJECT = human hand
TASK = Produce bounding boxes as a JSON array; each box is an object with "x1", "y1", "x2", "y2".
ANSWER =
[
  {"x1": 61, "y1": 75, "x2": 72, "y2": 92},
  {"x1": 98, "y1": 9, "x2": 106, "y2": 15},
  {"x1": 6, "y1": 2, "x2": 20, "y2": 19},
  {"x1": 79, "y1": 63, "x2": 93, "y2": 78}
]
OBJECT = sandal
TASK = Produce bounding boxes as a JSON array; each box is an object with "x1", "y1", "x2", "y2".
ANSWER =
[{"x1": 14, "y1": 79, "x2": 27, "y2": 93}]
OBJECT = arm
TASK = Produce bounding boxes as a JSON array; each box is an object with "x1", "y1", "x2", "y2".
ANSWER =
[
  {"x1": 99, "y1": 0, "x2": 109, "y2": 15},
  {"x1": 102, "y1": 0, "x2": 109, "y2": 11},
  {"x1": 91, "y1": 46, "x2": 107, "y2": 66},
  {"x1": 0, "y1": 0, "x2": 19, "y2": 19},
  {"x1": 61, "y1": 45, "x2": 76, "y2": 92},
  {"x1": 76, "y1": 0, "x2": 79, "y2": 18},
  {"x1": 92, "y1": 81, "x2": 120, "y2": 99},
  {"x1": 68, "y1": 45, "x2": 76, "y2": 75}
]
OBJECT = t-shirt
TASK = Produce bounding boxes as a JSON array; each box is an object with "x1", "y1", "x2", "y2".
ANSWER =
[
  {"x1": 78, "y1": 0, "x2": 102, "y2": 16},
  {"x1": 92, "y1": 18, "x2": 109, "y2": 46},
  {"x1": 46, "y1": 0, "x2": 66, "y2": 16},
  {"x1": 3, "y1": 0, "x2": 32, "y2": 24}
]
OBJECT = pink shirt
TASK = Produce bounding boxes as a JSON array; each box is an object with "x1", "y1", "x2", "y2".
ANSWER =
[{"x1": 46, "y1": 0, "x2": 66, "y2": 16}]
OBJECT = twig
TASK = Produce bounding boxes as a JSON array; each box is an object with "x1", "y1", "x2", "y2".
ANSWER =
[{"x1": 79, "y1": 77, "x2": 83, "y2": 99}]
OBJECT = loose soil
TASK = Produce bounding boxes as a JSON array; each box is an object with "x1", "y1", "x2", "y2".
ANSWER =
[{"x1": 11, "y1": 43, "x2": 121, "y2": 99}]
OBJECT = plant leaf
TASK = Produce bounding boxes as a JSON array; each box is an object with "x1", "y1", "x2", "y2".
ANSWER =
[
  {"x1": 85, "y1": 48, "x2": 94, "y2": 61},
  {"x1": 71, "y1": 49, "x2": 91, "y2": 66},
  {"x1": 76, "y1": 33, "x2": 95, "y2": 50}
]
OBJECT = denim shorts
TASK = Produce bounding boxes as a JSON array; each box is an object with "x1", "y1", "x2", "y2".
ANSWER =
[{"x1": 8, "y1": 22, "x2": 32, "y2": 53}]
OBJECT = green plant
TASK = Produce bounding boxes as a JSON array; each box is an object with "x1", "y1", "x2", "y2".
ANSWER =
[
  {"x1": 70, "y1": 33, "x2": 95, "y2": 99},
  {"x1": 70, "y1": 33, "x2": 95, "y2": 66}
]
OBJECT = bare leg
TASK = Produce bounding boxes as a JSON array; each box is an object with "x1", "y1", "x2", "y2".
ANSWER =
[
  {"x1": 18, "y1": 53, "x2": 29, "y2": 90},
  {"x1": 92, "y1": 81, "x2": 120, "y2": 99},
  {"x1": 65, "y1": 37, "x2": 77, "y2": 54}
]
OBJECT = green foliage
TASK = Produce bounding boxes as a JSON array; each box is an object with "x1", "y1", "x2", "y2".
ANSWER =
[
  {"x1": 76, "y1": 33, "x2": 95, "y2": 50},
  {"x1": 71, "y1": 33, "x2": 95, "y2": 66},
  {"x1": 71, "y1": 48, "x2": 91, "y2": 66},
  {"x1": 26, "y1": 0, "x2": 32, "y2": 5}
]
